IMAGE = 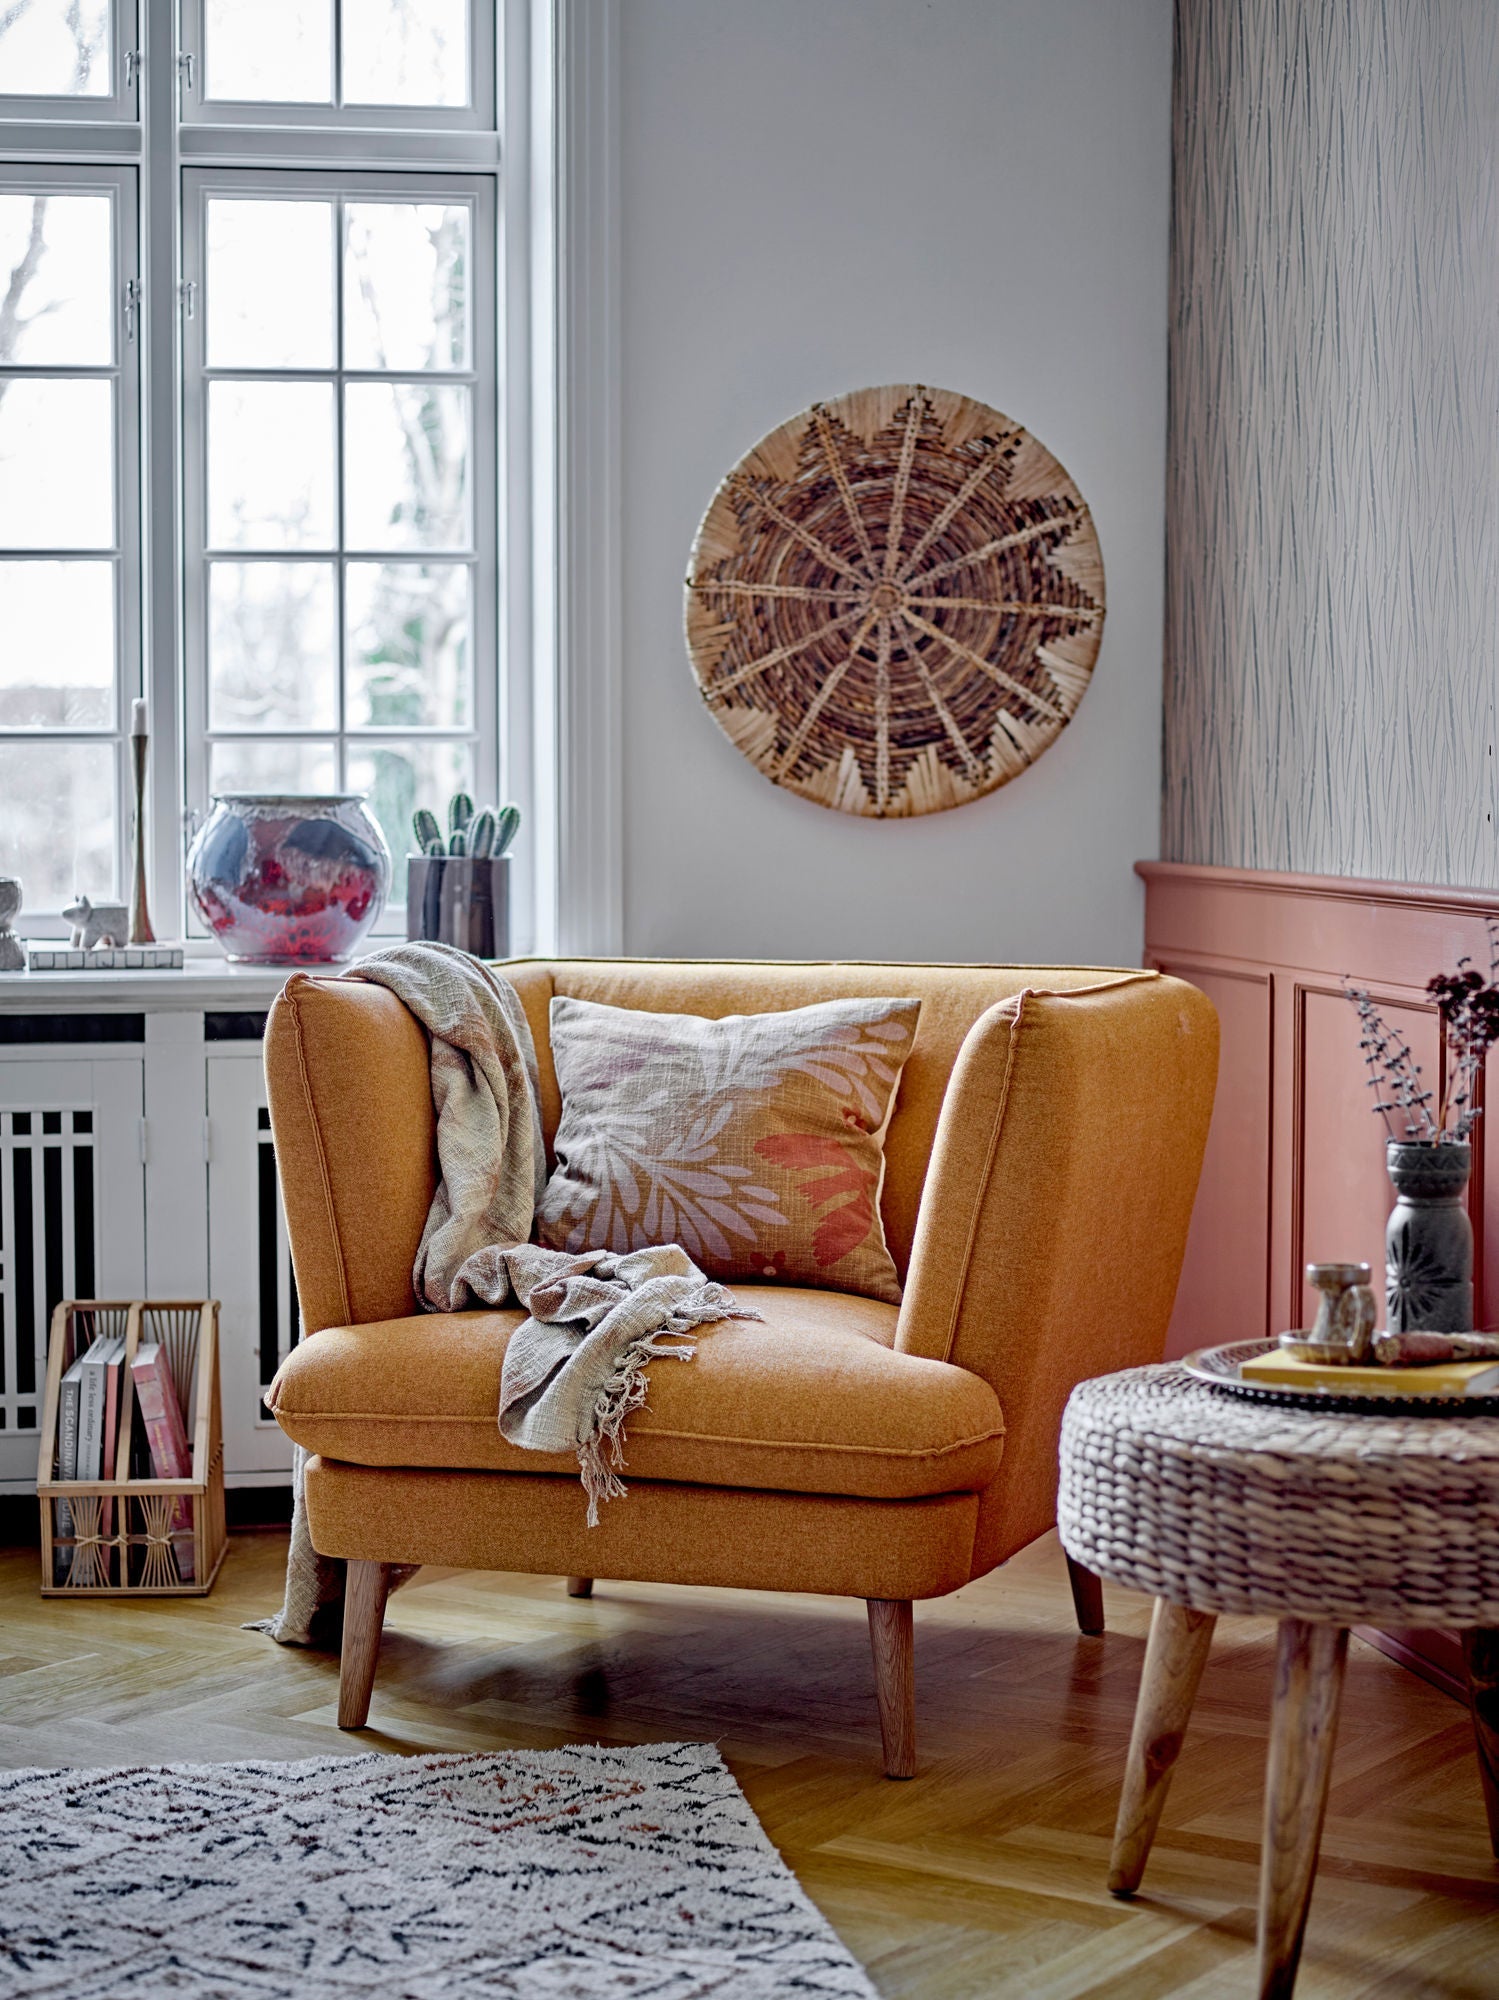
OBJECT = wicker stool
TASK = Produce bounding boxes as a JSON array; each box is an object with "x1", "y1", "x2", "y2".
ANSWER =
[{"x1": 1058, "y1": 1365, "x2": 1499, "y2": 2000}]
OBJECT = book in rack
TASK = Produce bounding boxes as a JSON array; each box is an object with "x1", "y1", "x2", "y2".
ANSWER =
[{"x1": 36, "y1": 1300, "x2": 225, "y2": 1596}]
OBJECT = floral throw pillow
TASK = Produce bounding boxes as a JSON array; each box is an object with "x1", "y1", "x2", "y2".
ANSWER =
[{"x1": 536, "y1": 995, "x2": 922, "y2": 1303}]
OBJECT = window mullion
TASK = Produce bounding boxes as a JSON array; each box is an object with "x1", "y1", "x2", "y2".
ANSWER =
[
  {"x1": 334, "y1": 190, "x2": 347, "y2": 785},
  {"x1": 138, "y1": 0, "x2": 186, "y2": 938}
]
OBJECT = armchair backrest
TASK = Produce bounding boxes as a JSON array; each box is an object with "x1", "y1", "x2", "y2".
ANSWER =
[
  {"x1": 266, "y1": 958, "x2": 1171, "y2": 1329},
  {"x1": 504, "y1": 959, "x2": 1154, "y2": 1276}
]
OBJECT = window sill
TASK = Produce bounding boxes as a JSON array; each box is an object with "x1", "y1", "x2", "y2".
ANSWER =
[{"x1": 0, "y1": 948, "x2": 360, "y2": 1013}]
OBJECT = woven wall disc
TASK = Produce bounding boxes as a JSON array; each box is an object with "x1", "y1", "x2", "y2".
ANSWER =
[{"x1": 684, "y1": 384, "x2": 1105, "y2": 817}]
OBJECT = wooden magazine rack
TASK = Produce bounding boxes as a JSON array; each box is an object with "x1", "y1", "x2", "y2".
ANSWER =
[{"x1": 36, "y1": 1299, "x2": 226, "y2": 1597}]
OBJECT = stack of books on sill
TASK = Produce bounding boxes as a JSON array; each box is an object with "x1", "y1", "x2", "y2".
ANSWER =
[{"x1": 54, "y1": 1339, "x2": 195, "y2": 1586}]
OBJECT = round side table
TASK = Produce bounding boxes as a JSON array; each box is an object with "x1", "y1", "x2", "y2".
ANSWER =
[{"x1": 1058, "y1": 1365, "x2": 1499, "y2": 2000}]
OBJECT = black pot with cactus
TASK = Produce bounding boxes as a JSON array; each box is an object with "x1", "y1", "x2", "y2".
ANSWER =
[{"x1": 407, "y1": 791, "x2": 521, "y2": 957}]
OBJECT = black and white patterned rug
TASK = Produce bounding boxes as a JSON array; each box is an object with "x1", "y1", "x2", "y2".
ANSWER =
[{"x1": 0, "y1": 1740, "x2": 877, "y2": 1997}]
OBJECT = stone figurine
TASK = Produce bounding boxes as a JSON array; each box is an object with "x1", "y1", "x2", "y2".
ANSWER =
[
  {"x1": 63, "y1": 895, "x2": 131, "y2": 951},
  {"x1": 1306, "y1": 1262, "x2": 1378, "y2": 1359},
  {"x1": 0, "y1": 876, "x2": 23, "y2": 971},
  {"x1": 1278, "y1": 1261, "x2": 1378, "y2": 1365}
]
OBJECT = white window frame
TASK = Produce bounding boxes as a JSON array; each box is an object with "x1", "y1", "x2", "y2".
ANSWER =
[
  {"x1": 0, "y1": 157, "x2": 141, "y2": 916},
  {"x1": 178, "y1": 164, "x2": 498, "y2": 927}
]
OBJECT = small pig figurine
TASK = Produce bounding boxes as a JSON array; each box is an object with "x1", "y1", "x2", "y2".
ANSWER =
[{"x1": 63, "y1": 895, "x2": 130, "y2": 951}]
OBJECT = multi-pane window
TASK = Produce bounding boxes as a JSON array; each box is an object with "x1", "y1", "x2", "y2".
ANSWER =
[
  {"x1": 182, "y1": 171, "x2": 493, "y2": 875},
  {"x1": 0, "y1": 165, "x2": 138, "y2": 910},
  {"x1": 0, "y1": 1, "x2": 499, "y2": 933}
]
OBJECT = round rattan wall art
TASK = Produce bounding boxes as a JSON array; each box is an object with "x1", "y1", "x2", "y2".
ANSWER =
[{"x1": 684, "y1": 384, "x2": 1104, "y2": 817}]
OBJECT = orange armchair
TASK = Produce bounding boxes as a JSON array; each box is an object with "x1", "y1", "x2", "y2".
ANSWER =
[{"x1": 264, "y1": 959, "x2": 1217, "y2": 1774}]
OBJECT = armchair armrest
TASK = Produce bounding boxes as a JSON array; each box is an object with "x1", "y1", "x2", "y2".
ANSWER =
[
  {"x1": 266, "y1": 961, "x2": 559, "y2": 1337},
  {"x1": 894, "y1": 973, "x2": 1217, "y2": 1573},
  {"x1": 265, "y1": 974, "x2": 440, "y2": 1335}
]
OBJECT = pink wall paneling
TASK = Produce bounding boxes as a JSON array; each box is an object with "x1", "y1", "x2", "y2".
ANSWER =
[
  {"x1": 1157, "y1": 963, "x2": 1270, "y2": 1353},
  {"x1": 1140, "y1": 861, "x2": 1498, "y2": 1358}
]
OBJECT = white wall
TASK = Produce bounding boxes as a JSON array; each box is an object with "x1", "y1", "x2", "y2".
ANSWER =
[{"x1": 617, "y1": 0, "x2": 1172, "y2": 965}]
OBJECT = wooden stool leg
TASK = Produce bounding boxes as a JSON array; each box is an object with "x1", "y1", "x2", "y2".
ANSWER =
[
  {"x1": 338, "y1": 1560, "x2": 391, "y2": 1730},
  {"x1": 1065, "y1": 1554, "x2": 1106, "y2": 1635},
  {"x1": 1109, "y1": 1597, "x2": 1217, "y2": 1895},
  {"x1": 1257, "y1": 1620, "x2": 1348, "y2": 2000},
  {"x1": 1462, "y1": 1628, "x2": 1499, "y2": 1859},
  {"x1": 566, "y1": 1576, "x2": 594, "y2": 1598},
  {"x1": 866, "y1": 1598, "x2": 916, "y2": 1779}
]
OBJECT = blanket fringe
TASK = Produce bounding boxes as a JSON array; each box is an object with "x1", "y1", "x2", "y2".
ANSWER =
[{"x1": 577, "y1": 1327, "x2": 697, "y2": 1526}]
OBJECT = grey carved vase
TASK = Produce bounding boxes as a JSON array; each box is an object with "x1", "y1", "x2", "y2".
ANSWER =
[{"x1": 1385, "y1": 1140, "x2": 1473, "y2": 1334}]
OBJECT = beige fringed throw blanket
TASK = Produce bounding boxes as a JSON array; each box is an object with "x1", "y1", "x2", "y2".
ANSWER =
[
  {"x1": 453, "y1": 1239, "x2": 753, "y2": 1512},
  {"x1": 255, "y1": 942, "x2": 756, "y2": 1645}
]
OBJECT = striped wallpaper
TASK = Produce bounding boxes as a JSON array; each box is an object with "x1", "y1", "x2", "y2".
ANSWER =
[{"x1": 1162, "y1": 0, "x2": 1499, "y2": 885}]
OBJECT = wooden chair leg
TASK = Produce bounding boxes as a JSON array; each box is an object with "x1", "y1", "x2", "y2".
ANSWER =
[
  {"x1": 866, "y1": 1598, "x2": 916, "y2": 1779},
  {"x1": 1462, "y1": 1627, "x2": 1499, "y2": 1859},
  {"x1": 1066, "y1": 1553, "x2": 1106, "y2": 1635},
  {"x1": 1109, "y1": 1597, "x2": 1217, "y2": 1895},
  {"x1": 566, "y1": 1576, "x2": 594, "y2": 1598},
  {"x1": 338, "y1": 1560, "x2": 391, "y2": 1730},
  {"x1": 1257, "y1": 1620, "x2": 1348, "y2": 2000}
]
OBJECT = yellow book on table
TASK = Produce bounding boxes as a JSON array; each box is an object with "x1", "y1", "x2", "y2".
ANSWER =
[{"x1": 1240, "y1": 1352, "x2": 1499, "y2": 1396}]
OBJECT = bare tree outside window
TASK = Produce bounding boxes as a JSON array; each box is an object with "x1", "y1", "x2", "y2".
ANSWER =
[
  {"x1": 0, "y1": 0, "x2": 111, "y2": 98},
  {"x1": 0, "y1": 196, "x2": 49, "y2": 384}
]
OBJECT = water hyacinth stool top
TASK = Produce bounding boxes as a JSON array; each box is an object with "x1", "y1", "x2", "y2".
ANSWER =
[{"x1": 1059, "y1": 1363, "x2": 1499, "y2": 1628}]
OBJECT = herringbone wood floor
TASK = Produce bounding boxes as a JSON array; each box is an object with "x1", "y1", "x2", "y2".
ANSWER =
[{"x1": 1, "y1": 1528, "x2": 1495, "y2": 1997}]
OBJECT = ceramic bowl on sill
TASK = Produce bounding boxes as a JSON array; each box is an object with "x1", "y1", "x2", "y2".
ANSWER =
[{"x1": 186, "y1": 794, "x2": 391, "y2": 964}]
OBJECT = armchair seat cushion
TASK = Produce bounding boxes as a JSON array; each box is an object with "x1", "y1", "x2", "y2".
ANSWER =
[{"x1": 267, "y1": 1283, "x2": 1005, "y2": 1501}]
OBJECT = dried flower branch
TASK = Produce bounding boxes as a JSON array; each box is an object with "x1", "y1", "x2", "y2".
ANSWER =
[
  {"x1": 1345, "y1": 983, "x2": 1436, "y2": 1141},
  {"x1": 1344, "y1": 922, "x2": 1499, "y2": 1146}
]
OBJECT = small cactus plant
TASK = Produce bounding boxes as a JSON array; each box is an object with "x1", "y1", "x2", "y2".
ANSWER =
[
  {"x1": 493, "y1": 803, "x2": 522, "y2": 857},
  {"x1": 410, "y1": 797, "x2": 520, "y2": 860}
]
